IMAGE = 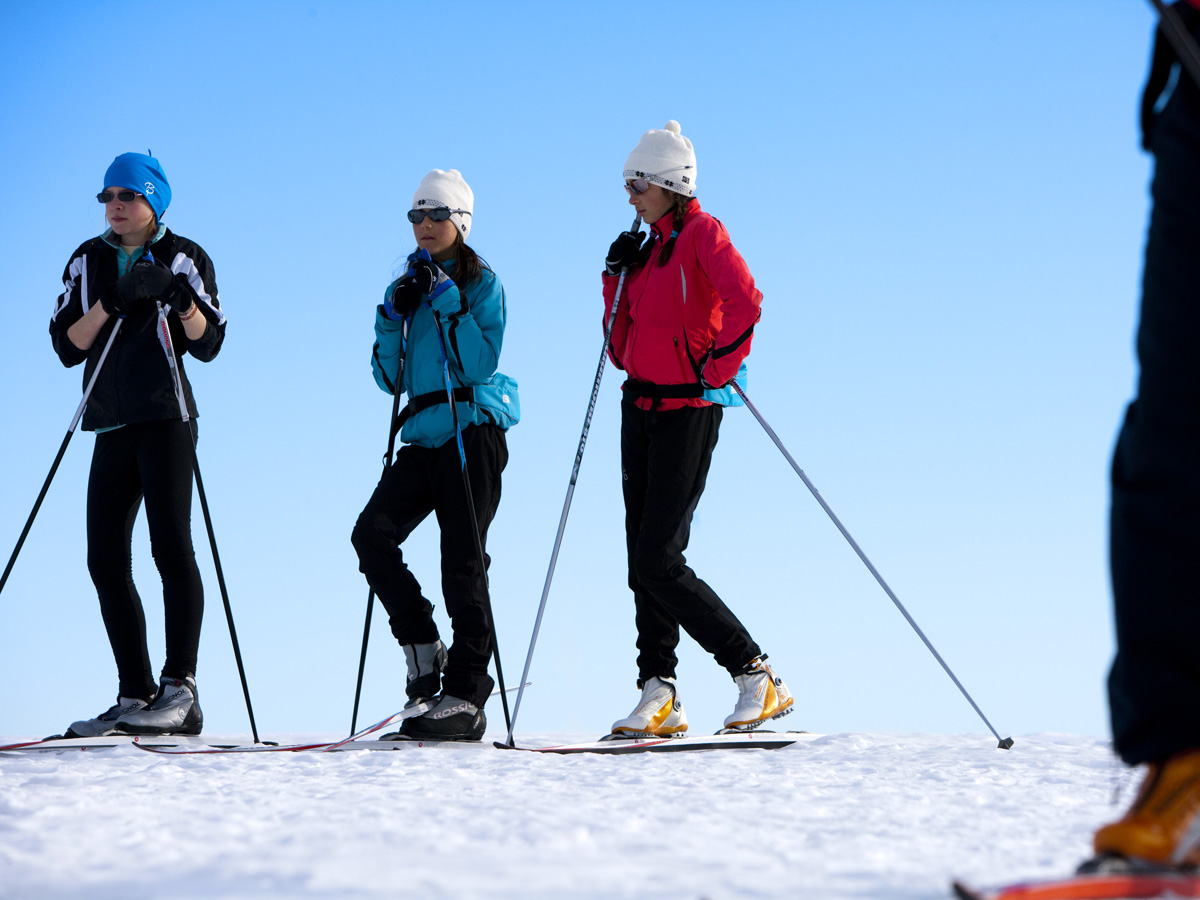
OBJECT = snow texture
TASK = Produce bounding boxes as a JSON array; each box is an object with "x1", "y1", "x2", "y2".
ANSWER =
[{"x1": 0, "y1": 731, "x2": 1127, "y2": 900}]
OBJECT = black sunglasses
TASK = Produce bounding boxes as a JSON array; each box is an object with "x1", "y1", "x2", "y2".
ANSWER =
[
  {"x1": 96, "y1": 190, "x2": 144, "y2": 204},
  {"x1": 407, "y1": 207, "x2": 470, "y2": 224}
]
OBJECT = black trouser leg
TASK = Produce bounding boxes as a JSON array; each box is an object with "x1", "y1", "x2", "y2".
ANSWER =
[
  {"x1": 351, "y1": 425, "x2": 507, "y2": 708},
  {"x1": 87, "y1": 420, "x2": 203, "y2": 698},
  {"x1": 352, "y1": 449, "x2": 440, "y2": 646},
  {"x1": 1108, "y1": 33, "x2": 1200, "y2": 766},
  {"x1": 434, "y1": 425, "x2": 507, "y2": 707},
  {"x1": 140, "y1": 421, "x2": 203, "y2": 680},
  {"x1": 621, "y1": 402, "x2": 760, "y2": 685}
]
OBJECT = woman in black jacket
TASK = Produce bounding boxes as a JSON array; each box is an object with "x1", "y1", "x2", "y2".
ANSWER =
[{"x1": 48, "y1": 152, "x2": 226, "y2": 738}]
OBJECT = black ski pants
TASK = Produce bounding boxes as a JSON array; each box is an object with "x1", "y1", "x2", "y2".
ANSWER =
[
  {"x1": 351, "y1": 424, "x2": 507, "y2": 708},
  {"x1": 87, "y1": 419, "x2": 203, "y2": 700},
  {"x1": 621, "y1": 400, "x2": 760, "y2": 685},
  {"x1": 1108, "y1": 17, "x2": 1200, "y2": 766}
]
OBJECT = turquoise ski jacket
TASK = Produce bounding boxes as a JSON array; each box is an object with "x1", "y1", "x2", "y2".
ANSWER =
[{"x1": 370, "y1": 254, "x2": 512, "y2": 449}]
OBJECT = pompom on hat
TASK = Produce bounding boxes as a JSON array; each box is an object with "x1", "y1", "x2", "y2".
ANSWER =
[
  {"x1": 103, "y1": 152, "x2": 171, "y2": 219},
  {"x1": 412, "y1": 169, "x2": 474, "y2": 239},
  {"x1": 623, "y1": 120, "x2": 696, "y2": 196}
]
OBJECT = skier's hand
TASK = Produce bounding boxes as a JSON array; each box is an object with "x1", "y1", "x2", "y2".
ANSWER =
[
  {"x1": 698, "y1": 348, "x2": 722, "y2": 390},
  {"x1": 125, "y1": 259, "x2": 175, "y2": 300},
  {"x1": 410, "y1": 258, "x2": 444, "y2": 296},
  {"x1": 103, "y1": 260, "x2": 165, "y2": 317},
  {"x1": 605, "y1": 231, "x2": 645, "y2": 276},
  {"x1": 386, "y1": 278, "x2": 422, "y2": 320},
  {"x1": 171, "y1": 274, "x2": 195, "y2": 316},
  {"x1": 99, "y1": 288, "x2": 133, "y2": 318}
]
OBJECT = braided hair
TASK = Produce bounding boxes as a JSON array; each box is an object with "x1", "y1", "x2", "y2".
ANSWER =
[{"x1": 656, "y1": 191, "x2": 693, "y2": 268}]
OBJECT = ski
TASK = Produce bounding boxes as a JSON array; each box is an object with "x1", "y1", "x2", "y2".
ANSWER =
[
  {"x1": 0, "y1": 734, "x2": 238, "y2": 753},
  {"x1": 496, "y1": 730, "x2": 812, "y2": 755},
  {"x1": 951, "y1": 871, "x2": 1200, "y2": 899},
  {"x1": 326, "y1": 738, "x2": 492, "y2": 751},
  {"x1": 126, "y1": 683, "x2": 528, "y2": 755},
  {"x1": 131, "y1": 701, "x2": 435, "y2": 755}
]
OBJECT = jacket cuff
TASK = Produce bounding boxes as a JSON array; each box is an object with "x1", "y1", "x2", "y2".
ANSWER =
[
  {"x1": 430, "y1": 285, "x2": 464, "y2": 317},
  {"x1": 376, "y1": 304, "x2": 405, "y2": 330}
]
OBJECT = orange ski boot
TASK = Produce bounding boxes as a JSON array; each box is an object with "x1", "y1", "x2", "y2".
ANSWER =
[{"x1": 1094, "y1": 748, "x2": 1200, "y2": 866}]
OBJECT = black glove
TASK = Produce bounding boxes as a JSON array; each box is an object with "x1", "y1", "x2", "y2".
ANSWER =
[
  {"x1": 605, "y1": 231, "x2": 645, "y2": 276},
  {"x1": 410, "y1": 258, "x2": 441, "y2": 295},
  {"x1": 385, "y1": 278, "x2": 423, "y2": 319},
  {"x1": 108, "y1": 259, "x2": 176, "y2": 316},
  {"x1": 171, "y1": 274, "x2": 195, "y2": 315}
]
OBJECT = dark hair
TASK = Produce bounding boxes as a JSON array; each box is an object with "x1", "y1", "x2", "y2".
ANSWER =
[
  {"x1": 656, "y1": 192, "x2": 693, "y2": 268},
  {"x1": 448, "y1": 231, "x2": 485, "y2": 285}
]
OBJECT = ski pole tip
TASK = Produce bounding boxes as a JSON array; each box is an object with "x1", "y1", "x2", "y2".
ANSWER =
[{"x1": 997, "y1": 736, "x2": 1014, "y2": 750}]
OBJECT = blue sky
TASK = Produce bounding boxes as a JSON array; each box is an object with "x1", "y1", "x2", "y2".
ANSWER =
[{"x1": 0, "y1": 1, "x2": 1156, "y2": 742}]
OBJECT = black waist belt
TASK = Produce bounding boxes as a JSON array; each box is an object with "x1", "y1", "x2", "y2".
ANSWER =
[
  {"x1": 392, "y1": 386, "x2": 474, "y2": 438},
  {"x1": 623, "y1": 379, "x2": 704, "y2": 404}
]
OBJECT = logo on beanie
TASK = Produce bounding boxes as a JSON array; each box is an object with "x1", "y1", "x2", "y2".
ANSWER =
[{"x1": 144, "y1": 182, "x2": 156, "y2": 195}]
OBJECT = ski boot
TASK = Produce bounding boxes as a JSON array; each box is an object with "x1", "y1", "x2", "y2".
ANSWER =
[
  {"x1": 65, "y1": 696, "x2": 151, "y2": 738},
  {"x1": 1091, "y1": 748, "x2": 1200, "y2": 867},
  {"x1": 607, "y1": 676, "x2": 687, "y2": 739},
  {"x1": 390, "y1": 694, "x2": 486, "y2": 742},
  {"x1": 116, "y1": 676, "x2": 203, "y2": 735},
  {"x1": 721, "y1": 656, "x2": 793, "y2": 732}
]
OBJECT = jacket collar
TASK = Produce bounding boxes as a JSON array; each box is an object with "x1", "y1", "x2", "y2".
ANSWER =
[
  {"x1": 101, "y1": 222, "x2": 168, "y2": 250},
  {"x1": 649, "y1": 196, "x2": 700, "y2": 241}
]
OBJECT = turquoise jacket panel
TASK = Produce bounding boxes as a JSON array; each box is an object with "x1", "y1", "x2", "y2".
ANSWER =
[{"x1": 370, "y1": 256, "x2": 507, "y2": 449}]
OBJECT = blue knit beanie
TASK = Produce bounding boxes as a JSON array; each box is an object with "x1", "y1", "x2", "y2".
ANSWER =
[{"x1": 103, "y1": 152, "x2": 172, "y2": 219}]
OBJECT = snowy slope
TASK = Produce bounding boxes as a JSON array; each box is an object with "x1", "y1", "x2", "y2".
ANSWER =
[{"x1": 0, "y1": 731, "x2": 1124, "y2": 900}]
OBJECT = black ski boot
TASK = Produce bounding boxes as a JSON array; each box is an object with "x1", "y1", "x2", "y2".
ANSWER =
[{"x1": 396, "y1": 694, "x2": 485, "y2": 742}]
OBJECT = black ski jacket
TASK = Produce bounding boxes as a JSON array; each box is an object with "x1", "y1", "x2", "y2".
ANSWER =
[{"x1": 49, "y1": 228, "x2": 226, "y2": 431}]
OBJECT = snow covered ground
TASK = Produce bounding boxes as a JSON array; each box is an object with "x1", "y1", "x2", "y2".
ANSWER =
[{"x1": 0, "y1": 731, "x2": 1126, "y2": 900}]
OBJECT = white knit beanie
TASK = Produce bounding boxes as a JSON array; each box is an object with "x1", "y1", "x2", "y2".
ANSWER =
[
  {"x1": 623, "y1": 121, "x2": 696, "y2": 196},
  {"x1": 411, "y1": 169, "x2": 474, "y2": 239}
]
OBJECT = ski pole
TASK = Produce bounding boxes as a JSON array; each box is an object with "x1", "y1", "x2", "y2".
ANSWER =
[
  {"x1": 0, "y1": 319, "x2": 123, "y2": 598},
  {"x1": 730, "y1": 381, "x2": 1014, "y2": 750},
  {"x1": 431, "y1": 306, "x2": 513, "y2": 737},
  {"x1": 1147, "y1": 0, "x2": 1200, "y2": 87},
  {"x1": 505, "y1": 215, "x2": 642, "y2": 746},
  {"x1": 350, "y1": 317, "x2": 408, "y2": 734},
  {"x1": 156, "y1": 299, "x2": 261, "y2": 745}
]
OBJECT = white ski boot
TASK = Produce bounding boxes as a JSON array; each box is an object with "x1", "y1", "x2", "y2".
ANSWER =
[
  {"x1": 722, "y1": 656, "x2": 793, "y2": 731},
  {"x1": 116, "y1": 676, "x2": 203, "y2": 735},
  {"x1": 66, "y1": 696, "x2": 151, "y2": 738},
  {"x1": 609, "y1": 676, "x2": 688, "y2": 738},
  {"x1": 403, "y1": 640, "x2": 447, "y2": 708}
]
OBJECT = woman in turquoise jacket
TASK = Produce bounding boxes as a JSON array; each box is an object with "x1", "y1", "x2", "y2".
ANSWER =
[{"x1": 351, "y1": 169, "x2": 517, "y2": 742}]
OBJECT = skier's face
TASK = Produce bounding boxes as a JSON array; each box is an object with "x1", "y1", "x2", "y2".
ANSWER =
[
  {"x1": 102, "y1": 186, "x2": 156, "y2": 245},
  {"x1": 627, "y1": 181, "x2": 674, "y2": 224},
  {"x1": 411, "y1": 211, "x2": 459, "y2": 261}
]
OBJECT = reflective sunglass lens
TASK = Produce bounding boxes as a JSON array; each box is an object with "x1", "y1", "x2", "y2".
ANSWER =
[
  {"x1": 96, "y1": 191, "x2": 139, "y2": 204},
  {"x1": 407, "y1": 208, "x2": 454, "y2": 224}
]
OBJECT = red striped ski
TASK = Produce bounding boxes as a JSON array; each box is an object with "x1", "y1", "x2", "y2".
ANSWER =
[
  {"x1": 131, "y1": 701, "x2": 434, "y2": 755},
  {"x1": 498, "y1": 730, "x2": 812, "y2": 755},
  {"x1": 127, "y1": 683, "x2": 528, "y2": 755},
  {"x1": 952, "y1": 871, "x2": 1200, "y2": 899}
]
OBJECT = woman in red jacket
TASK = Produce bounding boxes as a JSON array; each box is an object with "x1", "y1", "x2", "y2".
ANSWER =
[{"x1": 601, "y1": 121, "x2": 792, "y2": 739}]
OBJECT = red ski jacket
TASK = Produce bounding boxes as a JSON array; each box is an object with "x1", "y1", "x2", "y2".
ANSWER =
[{"x1": 601, "y1": 199, "x2": 762, "y2": 412}]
